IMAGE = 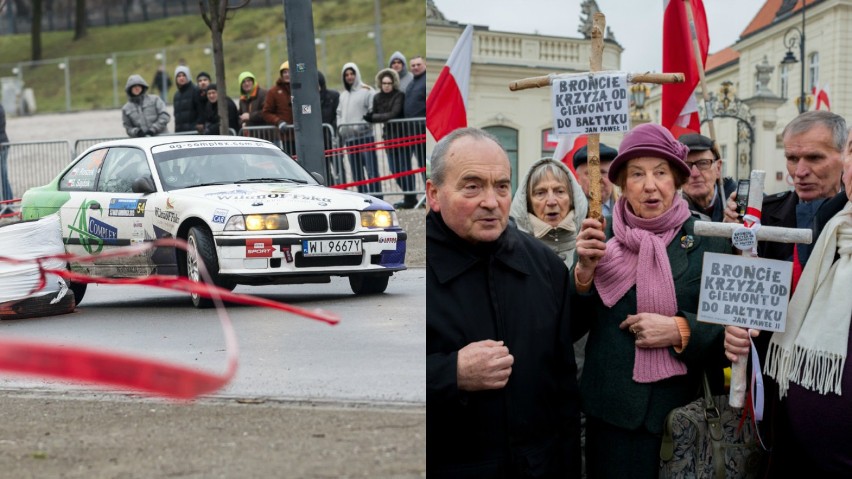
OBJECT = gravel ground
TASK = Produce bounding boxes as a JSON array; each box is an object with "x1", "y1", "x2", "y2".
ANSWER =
[{"x1": 3, "y1": 109, "x2": 427, "y2": 478}]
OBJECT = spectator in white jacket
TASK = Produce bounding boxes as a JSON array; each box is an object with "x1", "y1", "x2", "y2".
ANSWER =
[{"x1": 336, "y1": 62, "x2": 381, "y2": 196}]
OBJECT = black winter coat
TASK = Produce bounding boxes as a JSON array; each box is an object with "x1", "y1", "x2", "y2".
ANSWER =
[
  {"x1": 426, "y1": 211, "x2": 581, "y2": 477},
  {"x1": 173, "y1": 81, "x2": 202, "y2": 132},
  {"x1": 203, "y1": 98, "x2": 239, "y2": 135},
  {"x1": 370, "y1": 90, "x2": 404, "y2": 139}
]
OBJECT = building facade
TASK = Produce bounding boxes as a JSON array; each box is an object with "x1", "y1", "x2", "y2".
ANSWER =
[
  {"x1": 642, "y1": 0, "x2": 852, "y2": 194},
  {"x1": 426, "y1": 0, "x2": 624, "y2": 190}
]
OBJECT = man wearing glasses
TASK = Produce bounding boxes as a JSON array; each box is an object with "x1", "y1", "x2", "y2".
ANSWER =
[{"x1": 678, "y1": 133, "x2": 736, "y2": 222}]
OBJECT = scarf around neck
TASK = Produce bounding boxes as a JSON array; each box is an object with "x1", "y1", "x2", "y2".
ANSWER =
[
  {"x1": 766, "y1": 201, "x2": 852, "y2": 398},
  {"x1": 595, "y1": 195, "x2": 691, "y2": 383}
]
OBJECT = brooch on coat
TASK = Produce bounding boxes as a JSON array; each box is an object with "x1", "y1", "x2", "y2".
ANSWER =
[{"x1": 680, "y1": 234, "x2": 695, "y2": 250}]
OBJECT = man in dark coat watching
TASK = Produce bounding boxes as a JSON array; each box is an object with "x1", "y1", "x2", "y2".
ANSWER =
[
  {"x1": 172, "y1": 65, "x2": 202, "y2": 133},
  {"x1": 426, "y1": 127, "x2": 581, "y2": 478}
]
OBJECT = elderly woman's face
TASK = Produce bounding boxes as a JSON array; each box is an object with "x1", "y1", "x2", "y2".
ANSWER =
[
  {"x1": 530, "y1": 172, "x2": 572, "y2": 227},
  {"x1": 622, "y1": 157, "x2": 677, "y2": 219}
]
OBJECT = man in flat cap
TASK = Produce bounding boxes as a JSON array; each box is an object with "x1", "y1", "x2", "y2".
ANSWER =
[
  {"x1": 678, "y1": 133, "x2": 736, "y2": 222},
  {"x1": 573, "y1": 143, "x2": 619, "y2": 217}
]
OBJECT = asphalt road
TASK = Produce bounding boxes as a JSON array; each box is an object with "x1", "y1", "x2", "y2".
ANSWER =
[
  {"x1": 1, "y1": 111, "x2": 428, "y2": 477},
  {"x1": 0, "y1": 270, "x2": 426, "y2": 478}
]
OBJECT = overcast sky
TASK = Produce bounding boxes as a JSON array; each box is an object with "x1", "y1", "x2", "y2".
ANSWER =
[{"x1": 432, "y1": 0, "x2": 767, "y2": 73}]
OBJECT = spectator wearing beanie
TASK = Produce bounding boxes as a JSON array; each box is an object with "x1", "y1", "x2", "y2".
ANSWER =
[
  {"x1": 203, "y1": 83, "x2": 239, "y2": 135},
  {"x1": 173, "y1": 65, "x2": 203, "y2": 133},
  {"x1": 195, "y1": 71, "x2": 212, "y2": 133}
]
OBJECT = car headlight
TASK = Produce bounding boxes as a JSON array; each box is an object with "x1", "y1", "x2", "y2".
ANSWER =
[
  {"x1": 360, "y1": 210, "x2": 396, "y2": 228},
  {"x1": 224, "y1": 214, "x2": 289, "y2": 231}
]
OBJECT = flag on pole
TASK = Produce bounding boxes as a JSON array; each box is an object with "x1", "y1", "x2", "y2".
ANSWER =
[
  {"x1": 427, "y1": 24, "x2": 473, "y2": 141},
  {"x1": 812, "y1": 84, "x2": 831, "y2": 111},
  {"x1": 662, "y1": 0, "x2": 709, "y2": 136}
]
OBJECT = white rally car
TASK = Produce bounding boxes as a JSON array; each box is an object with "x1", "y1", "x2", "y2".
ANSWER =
[{"x1": 21, "y1": 136, "x2": 406, "y2": 307}]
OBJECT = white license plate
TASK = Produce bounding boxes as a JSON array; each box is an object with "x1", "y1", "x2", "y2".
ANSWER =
[{"x1": 302, "y1": 239, "x2": 362, "y2": 256}]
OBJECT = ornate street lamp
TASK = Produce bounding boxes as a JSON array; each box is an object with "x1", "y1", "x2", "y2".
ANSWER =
[
  {"x1": 629, "y1": 83, "x2": 650, "y2": 121},
  {"x1": 780, "y1": 4, "x2": 807, "y2": 113}
]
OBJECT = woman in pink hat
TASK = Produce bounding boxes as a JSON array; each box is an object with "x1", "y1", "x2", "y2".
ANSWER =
[{"x1": 571, "y1": 123, "x2": 731, "y2": 478}]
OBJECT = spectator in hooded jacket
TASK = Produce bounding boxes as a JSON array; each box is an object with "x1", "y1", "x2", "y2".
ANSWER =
[
  {"x1": 121, "y1": 74, "x2": 170, "y2": 138},
  {"x1": 318, "y1": 71, "x2": 342, "y2": 185},
  {"x1": 366, "y1": 68, "x2": 410, "y2": 207},
  {"x1": 262, "y1": 61, "x2": 295, "y2": 156},
  {"x1": 195, "y1": 71, "x2": 212, "y2": 133},
  {"x1": 203, "y1": 84, "x2": 239, "y2": 135},
  {"x1": 337, "y1": 62, "x2": 381, "y2": 196},
  {"x1": 238, "y1": 71, "x2": 267, "y2": 130},
  {"x1": 388, "y1": 51, "x2": 413, "y2": 92},
  {"x1": 172, "y1": 65, "x2": 202, "y2": 133}
]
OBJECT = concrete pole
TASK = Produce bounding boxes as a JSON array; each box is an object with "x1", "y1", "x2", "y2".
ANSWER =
[{"x1": 282, "y1": 0, "x2": 325, "y2": 179}]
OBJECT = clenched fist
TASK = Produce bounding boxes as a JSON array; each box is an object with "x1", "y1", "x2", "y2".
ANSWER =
[{"x1": 457, "y1": 340, "x2": 514, "y2": 391}]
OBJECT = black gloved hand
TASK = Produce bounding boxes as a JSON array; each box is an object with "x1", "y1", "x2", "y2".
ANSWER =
[
  {"x1": 146, "y1": 130, "x2": 156, "y2": 137},
  {"x1": 363, "y1": 112, "x2": 374, "y2": 123},
  {"x1": 135, "y1": 129, "x2": 146, "y2": 138}
]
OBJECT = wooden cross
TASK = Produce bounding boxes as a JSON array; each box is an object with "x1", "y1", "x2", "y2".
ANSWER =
[
  {"x1": 509, "y1": 12, "x2": 686, "y2": 221},
  {"x1": 692, "y1": 170, "x2": 812, "y2": 408}
]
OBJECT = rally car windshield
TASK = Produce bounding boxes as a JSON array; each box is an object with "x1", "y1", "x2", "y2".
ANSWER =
[{"x1": 153, "y1": 146, "x2": 317, "y2": 191}]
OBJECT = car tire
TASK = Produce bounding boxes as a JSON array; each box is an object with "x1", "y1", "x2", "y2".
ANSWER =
[
  {"x1": 0, "y1": 291, "x2": 76, "y2": 320},
  {"x1": 348, "y1": 274, "x2": 389, "y2": 295},
  {"x1": 186, "y1": 226, "x2": 235, "y2": 309},
  {"x1": 69, "y1": 279, "x2": 87, "y2": 305}
]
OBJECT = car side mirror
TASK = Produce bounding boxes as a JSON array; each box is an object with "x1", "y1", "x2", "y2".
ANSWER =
[
  {"x1": 310, "y1": 171, "x2": 325, "y2": 185},
  {"x1": 132, "y1": 175, "x2": 156, "y2": 194}
]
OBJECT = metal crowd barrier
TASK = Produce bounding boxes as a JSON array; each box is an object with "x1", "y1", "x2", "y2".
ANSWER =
[
  {"x1": 0, "y1": 120, "x2": 425, "y2": 205},
  {"x1": 2, "y1": 140, "x2": 74, "y2": 199},
  {"x1": 75, "y1": 137, "x2": 126, "y2": 155},
  {"x1": 335, "y1": 117, "x2": 426, "y2": 205}
]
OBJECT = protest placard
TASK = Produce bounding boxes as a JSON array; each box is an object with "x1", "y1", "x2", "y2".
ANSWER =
[
  {"x1": 698, "y1": 252, "x2": 793, "y2": 333},
  {"x1": 551, "y1": 72, "x2": 629, "y2": 136}
]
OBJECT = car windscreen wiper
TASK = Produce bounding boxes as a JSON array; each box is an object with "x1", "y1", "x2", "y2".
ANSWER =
[
  {"x1": 234, "y1": 178, "x2": 308, "y2": 184},
  {"x1": 185, "y1": 181, "x2": 231, "y2": 188}
]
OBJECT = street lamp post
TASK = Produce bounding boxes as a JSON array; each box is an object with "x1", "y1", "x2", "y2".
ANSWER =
[
  {"x1": 106, "y1": 54, "x2": 118, "y2": 108},
  {"x1": 315, "y1": 32, "x2": 327, "y2": 73},
  {"x1": 155, "y1": 50, "x2": 167, "y2": 104},
  {"x1": 780, "y1": 4, "x2": 806, "y2": 113},
  {"x1": 58, "y1": 59, "x2": 71, "y2": 112},
  {"x1": 257, "y1": 40, "x2": 271, "y2": 88}
]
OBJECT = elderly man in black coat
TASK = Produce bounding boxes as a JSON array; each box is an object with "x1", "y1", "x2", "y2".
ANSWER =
[{"x1": 426, "y1": 127, "x2": 581, "y2": 478}]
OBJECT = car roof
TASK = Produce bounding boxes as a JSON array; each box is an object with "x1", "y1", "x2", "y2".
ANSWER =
[{"x1": 84, "y1": 135, "x2": 275, "y2": 152}]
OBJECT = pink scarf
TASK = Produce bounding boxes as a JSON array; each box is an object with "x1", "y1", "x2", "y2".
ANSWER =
[{"x1": 595, "y1": 195, "x2": 691, "y2": 383}]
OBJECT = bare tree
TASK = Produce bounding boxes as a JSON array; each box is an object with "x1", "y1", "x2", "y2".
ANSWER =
[
  {"x1": 31, "y1": 0, "x2": 43, "y2": 61},
  {"x1": 199, "y1": 0, "x2": 251, "y2": 135},
  {"x1": 74, "y1": 0, "x2": 87, "y2": 40}
]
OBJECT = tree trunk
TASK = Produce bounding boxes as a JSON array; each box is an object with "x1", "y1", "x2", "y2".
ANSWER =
[
  {"x1": 31, "y1": 0, "x2": 43, "y2": 61},
  {"x1": 74, "y1": 0, "x2": 87, "y2": 40}
]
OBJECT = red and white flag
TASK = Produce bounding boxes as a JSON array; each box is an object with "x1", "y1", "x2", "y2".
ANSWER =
[
  {"x1": 427, "y1": 24, "x2": 473, "y2": 141},
  {"x1": 553, "y1": 134, "x2": 587, "y2": 177},
  {"x1": 662, "y1": 0, "x2": 709, "y2": 137},
  {"x1": 812, "y1": 84, "x2": 831, "y2": 111}
]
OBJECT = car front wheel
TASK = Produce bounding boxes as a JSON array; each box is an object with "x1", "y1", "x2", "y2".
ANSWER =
[
  {"x1": 348, "y1": 274, "x2": 389, "y2": 295},
  {"x1": 186, "y1": 226, "x2": 235, "y2": 308}
]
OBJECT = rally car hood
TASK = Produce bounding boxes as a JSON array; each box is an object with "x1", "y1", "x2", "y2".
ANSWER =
[{"x1": 171, "y1": 183, "x2": 392, "y2": 213}]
